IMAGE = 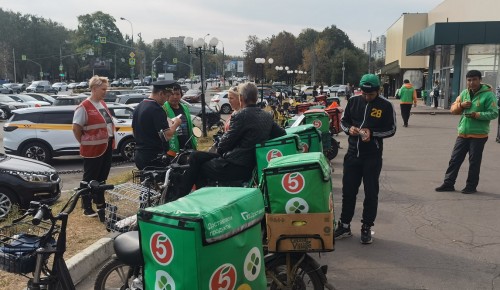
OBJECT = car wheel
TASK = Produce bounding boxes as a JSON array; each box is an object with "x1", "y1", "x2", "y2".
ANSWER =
[
  {"x1": 16, "y1": 89, "x2": 20, "y2": 94},
  {"x1": 220, "y1": 104, "x2": 232, "y2": 114},
  {"x1": 0, "y1": 187, "x2": 17, "y2": 219},
  {"x1": 21, "y1": 142, "x2": 52, "y2": 163},
  {"x1": 120, "y1": 138, "x2": 135, "y2": 161}
]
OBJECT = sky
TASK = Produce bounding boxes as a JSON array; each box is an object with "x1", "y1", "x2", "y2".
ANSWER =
[{"x1": 1, "y1": 0, "x2": 444, "y2": 56}]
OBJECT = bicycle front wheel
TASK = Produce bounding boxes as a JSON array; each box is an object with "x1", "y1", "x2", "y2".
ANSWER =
[
  {"x1": 265, "y1": 253, "x2": 324, "y2": 290},
  {"x1": 94, "y1": 259, "x2": 140, "y2": 290}
]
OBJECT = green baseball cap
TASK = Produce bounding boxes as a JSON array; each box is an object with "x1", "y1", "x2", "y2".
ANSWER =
[{"x1": 359, "y1": 74, "x2": 380, "y2": 92}]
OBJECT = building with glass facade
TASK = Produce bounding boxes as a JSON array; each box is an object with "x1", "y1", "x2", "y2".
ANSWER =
[{"x1": 383, "y1": 0, "x2": 500, "y2": 108}]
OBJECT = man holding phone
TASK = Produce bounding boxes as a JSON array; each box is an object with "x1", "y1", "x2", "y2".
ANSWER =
[{"x1": 435, "y1": 70, "x2": 498, "y2": 194}]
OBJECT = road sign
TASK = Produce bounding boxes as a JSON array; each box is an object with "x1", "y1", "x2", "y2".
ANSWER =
[
  {"x1": 22, "y1": 55, "x2": 26, "y2": 61},
  {"x1": 59, "y1": 65, "x2": 63, "y2": 71},
  {"x1": 59, "y1": 73, "x2": 65, "y2": 77},
  {"x1": 129, "y1": 58, "x2": 136, "y2": 66},
  {"x1": 129, "y1": 52, "x2": 135, "y2": 58},
  {"x1": 39, "y1": 71, "x2": 43, "y2": 77},
  {"x1": 99, "y1": 36, "x2": 106, "y2": 44},
  {"x1": 173, "y1": 58, "x2": 178, "y2": 64}
]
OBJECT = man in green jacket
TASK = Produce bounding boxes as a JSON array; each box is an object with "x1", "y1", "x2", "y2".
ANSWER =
[
  {"x1": 435, "y1": 70, "x2": 498, "y2": 194},
  {"x1": 398, "y1": 79, "x2": 417, "y2": 127},
  {"x1": 163, "y1": 84, "x2": 197, "y2": 157}
]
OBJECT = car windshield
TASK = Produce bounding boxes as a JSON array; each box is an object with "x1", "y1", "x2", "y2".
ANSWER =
[
  {"x1": 13, "y1": 95, "x2": 38, "y2": 102},
  {"x1": 0, "y1": 96, "x2": 15, "y2": 102}
]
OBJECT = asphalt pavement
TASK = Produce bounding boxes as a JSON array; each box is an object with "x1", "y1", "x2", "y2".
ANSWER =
[{"x1": 75, "y1": 98, "x2": 500, "y2": 289}]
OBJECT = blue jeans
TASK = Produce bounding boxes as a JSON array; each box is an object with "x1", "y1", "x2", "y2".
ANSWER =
[{"x1": 443, "y1": 137, "x2": 488, "y2": 189}]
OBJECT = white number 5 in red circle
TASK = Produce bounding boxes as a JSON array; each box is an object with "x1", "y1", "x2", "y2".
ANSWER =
[
  {"x1": 150, "y1": 232, "x2": 174, "y2": 266},
  {"x1": 282, "y1": 172, "x2": 305, "y2": 194}
]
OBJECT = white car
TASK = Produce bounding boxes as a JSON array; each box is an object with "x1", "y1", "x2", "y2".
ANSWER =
[
  {"x1": 52, "y1": 82, "x2": 68, "y2": 91},
  {"x1": 68, "y1": 82, "x2": 78, "y2": 89},
  {"x1": 210, "y1": 91, "x2": 232, "y2": 114},
  {"x1": 5, "y1": 94, "x2": 51, "y2": 107},
  {"x1": 3, "y1": 106, "x2": 135, "y2": 163}
]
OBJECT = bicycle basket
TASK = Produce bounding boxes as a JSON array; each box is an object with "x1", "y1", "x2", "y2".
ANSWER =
[
  {"x1": 0, "y1": 221, "x2": 58, "y2": 274},
  {"x1": 104, "y1": 182, "x2": 161, "y2": 232}
]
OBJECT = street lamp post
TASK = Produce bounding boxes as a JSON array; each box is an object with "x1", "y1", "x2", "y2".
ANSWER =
[
  {"x1": 184, "y1": 36, "x2": 219, "y2": 137},
  {"x1": 218, "y1": 39, "x2": 225, "y2": 89},
  {"x1": 120, "y1": 17, "x2": 134, "y2": 43},
  {"x1": 254, "y1": 57, "x2": 274, "y2": 104},
  {"x1": 368, "y1": 29, "x2": 372, "y2": 74}
]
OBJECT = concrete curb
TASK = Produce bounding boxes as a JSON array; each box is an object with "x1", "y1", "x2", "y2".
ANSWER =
[{"x1": 67, "y1": 236, "x2": 114, "y2": 285}]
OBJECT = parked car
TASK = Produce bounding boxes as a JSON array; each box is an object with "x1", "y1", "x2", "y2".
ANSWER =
[
  {"x1": 52, "y1": 95, "x2": 87, "y2": 106},
  {"x1": 52, "y1": 82, "x2": 68, "y2": 91},
  {"x1": 132, "y1": 86, "x2": 152, "y2": 93},
  {"x1": 67, "y1": 82, "x2": 78, "y2": 89},
  {"x1": 5, "y1": 94, "x2": 51, "y2": 107},
  {"x1": 122, "y1": 79, "x2": 133, "y2": 87},
  {"x1": 105, "y1": 90, "x2": 137, "y2": 103},
  {"x1": 0, "y1": 153, "x2": 61, "y2": 219},
  {"x1": 106, "y1": 103, "x2": 135, "y2": 120},
  {"x1": 24, "y1": 93, "x2": 57, "y2": 105},
  {"x1": 115, "y1": 93, "x2": 149, "y2": 105},
  {"x1": 75, "y1": 82, "x2": 88, "y2": 89},
  {"x1": 210, "y1": 91, "x2": 232, "y2": 114},
  {"x1": 26, "y1": 80, "x2": 51, "y2": 93},
  {"x1": 2, "y1": 83, "x2": 25, "y2": 93},
  {"x1": 0, "y1": 86, "x2": 14, "y2": 94},
  {"x1": 3, "y1": 106, "x2": 136, "y2": 163},
  {"x1": 110, "y1": 80, "x2": 122, "y2": 87},
  {"x1": 182, "y1": 89, "x2": 202, "y2": 103},
  {"x1": 34, "y1": 85, "x2": 59, "y2": 94},
  {"x1": 0, "y1": 95, "x2": 29, "y2": 119}
]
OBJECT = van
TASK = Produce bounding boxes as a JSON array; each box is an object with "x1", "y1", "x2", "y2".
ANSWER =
[{"x1": 26, "y1": 80, "x2": 51, "y2": 93}]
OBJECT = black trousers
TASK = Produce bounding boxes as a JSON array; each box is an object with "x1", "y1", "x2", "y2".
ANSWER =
[
  {"x1": 433, "y1": 96, "x2": 439, "y2": 108},
  {"x1": 400, "y1": 104, "x2": 412, "y2": 126},
  {"x1": 135, "y1": 150, "x2": 165, "y2": 170},
  {"x1": 180, "y1": 151, "x2": 254, "y2": 197},
  {"x1": 443, "y1": 137, "x2": 488, "y2": 189},
  {"x1": 340, "y1": 153, "x2": 383, "y2": 227},
  {"x1": 82, "y1": 139, "x2": 113, "y2": 210}
]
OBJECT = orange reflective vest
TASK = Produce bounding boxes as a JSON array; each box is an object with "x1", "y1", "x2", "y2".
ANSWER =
[{"x1": 78, "y1": 99, "x2": 115, "y2": 158}]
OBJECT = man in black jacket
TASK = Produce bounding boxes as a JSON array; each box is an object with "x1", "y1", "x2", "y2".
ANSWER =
[
  {"x1": 178, "y1": 82, "x2": 286, "y2": 197},
  {"x1": 334, "y1": 74, "x2": 397, "y2": 244}
]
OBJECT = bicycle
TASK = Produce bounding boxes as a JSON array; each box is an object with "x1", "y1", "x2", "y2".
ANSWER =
[{"x1": 0, "y1": 180, "x2": 113, "y2": 290}]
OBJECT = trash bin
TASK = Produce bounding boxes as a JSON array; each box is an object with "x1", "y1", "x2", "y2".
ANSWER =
[
  {"x1": 285, "y1": 124, "x2": 323, "y2": 153},
  {"x1": 138, "y1": 187, "x2": 267, "y2": 290},
  {"x1": 261, "y1": 152, "x2": 333, "y2": 214}
]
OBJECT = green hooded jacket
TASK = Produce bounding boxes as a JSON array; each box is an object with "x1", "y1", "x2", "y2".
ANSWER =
[
  {"x1": 455, "y1": 84, "x2": 498, "y2": 136},
  {"x1": 162, "y1": 102, "x2": 198, "y2": 153}
]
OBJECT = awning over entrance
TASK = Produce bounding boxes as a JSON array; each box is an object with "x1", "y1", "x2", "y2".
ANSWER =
[
  {"x1": 381, "y1": 60, "x2": 400, "y2": 75},
  {"x1": 406, "y1": 21, "x2": 500, "y2": 56}
]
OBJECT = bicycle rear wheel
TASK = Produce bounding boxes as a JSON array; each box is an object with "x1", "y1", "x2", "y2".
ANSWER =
[
  {"x1": 265, "y1": 253, "x2": 324, "y2": 290},
  {"x1": 94, "y1": 258, "x2": 139, "y2": 290}
]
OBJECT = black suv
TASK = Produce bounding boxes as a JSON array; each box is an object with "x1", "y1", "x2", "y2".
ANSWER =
[{"x1": 0, "y1": 153, "x2": 61, "y2": 219}]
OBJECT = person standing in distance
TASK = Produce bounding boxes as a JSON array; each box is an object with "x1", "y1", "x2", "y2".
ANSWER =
[
  {"x1": 398, "y1": 79, "x2": 417, "y2": 127},
  {"x1": 132, "y1": 80, "x2": 182, "y2": 170},
  {"x1": 334, "y1": 74, "x2": 397, "y2": 244},
  {"x1": 72, "y1": 75, "x2": 114, "y2": 219},
  {"x1": 432, "y1": 80, "x2": 440, "y2": 108},
  {"x1": 435, "y1": 70, "x2": 498, "y2": 194}
]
